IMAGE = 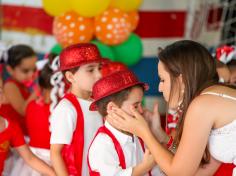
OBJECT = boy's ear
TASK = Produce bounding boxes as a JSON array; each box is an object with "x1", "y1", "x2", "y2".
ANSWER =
[
  {"x1": 107, "y1": 102, "x2": 118, "y2": 111},
  {"x1": 65, "y1": 71, "x2": 74, "y2": 83}
]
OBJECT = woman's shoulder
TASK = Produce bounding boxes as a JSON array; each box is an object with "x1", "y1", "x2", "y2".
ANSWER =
[
  {"x1": 187, "y1": 86, "x2": 230, "y2": 114},
  {"x1": 189, "y1": 85, "x2": 236, "y2": 124},
  {"x1": 201, "y1": 85, "x2": 236, "y2": 96}
]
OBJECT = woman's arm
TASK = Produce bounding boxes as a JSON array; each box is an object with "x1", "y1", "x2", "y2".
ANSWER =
[
  {"x1": 194, "y1": 156, "x2": 221, "y2": 176},
  {"x1": 108, "y1": 96, "x2": 215, "y2": 176},
  {"x1": 16, "y1": 144, "x2": 55, "y2": 176}
]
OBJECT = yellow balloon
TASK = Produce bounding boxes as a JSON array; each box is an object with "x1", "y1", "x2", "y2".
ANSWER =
[
  {"x1": 70, "y1": 0, "x2": 111, "y2": 17},
  {"x1": 110, "y1": 0, "x2": 143, "y2": 12},
  {"x1": 42, "y1": 0, "x2": 71, "y2": 16}
]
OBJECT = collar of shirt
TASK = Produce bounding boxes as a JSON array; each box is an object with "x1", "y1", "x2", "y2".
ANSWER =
[{"x1": 104, "y1": 121, "x2": 134, "y2": 145}]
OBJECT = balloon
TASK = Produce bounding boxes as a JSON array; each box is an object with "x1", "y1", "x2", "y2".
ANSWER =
[
  {"x1": 95, "y1": 8, "x2": 132, "y2": 45},
  {"x1": 70, "y1": 0, "x2": 111, "y2": 17},
  {"x1": 128, "y1": 11, "x2": 139, "y2": 31},
  {"x1": 91, "y1": 40, "x2": 115, "y2": 61},
  {"x1": 102, "y1": 61, "x2": 128, "y2": 77},
  {"x1": 42, "y1": 0, "x2": 71, "y2": 16},
  {"x1": 110, "y1": 0, "x2": 143, "y2": 12},
  {"x1": 111, "y1": 33, "x2": 143, "y2": 66},
  {"x1": 50, "y1": 44, "x2": 63, "y2": 55},
  {"x1": 53, "y1": 11, "x2": 94, "y2": 47}
]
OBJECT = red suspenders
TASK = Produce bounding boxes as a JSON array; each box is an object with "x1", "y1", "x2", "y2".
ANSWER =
[{"x1": 87, "y1": 126, "x2": 152, "y2": 176}]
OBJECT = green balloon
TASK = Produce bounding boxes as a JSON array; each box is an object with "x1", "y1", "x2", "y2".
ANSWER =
[
  {"x1": 91, "y1": 40, "x2": 115, "y2": 61},
  {"x1": 111, "y1": 33, "x2": 143, "y2": 66},
  {"x1": 50, "y1": 44, "x2": 62, "y2": 55}
]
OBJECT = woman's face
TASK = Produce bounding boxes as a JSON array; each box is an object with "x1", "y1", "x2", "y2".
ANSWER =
[{"x1": 158, "y1": 61, "x2": 183, "y2": 109}]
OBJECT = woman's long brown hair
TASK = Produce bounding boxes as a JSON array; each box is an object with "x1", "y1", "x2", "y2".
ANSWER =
[{"x1": 158, "y1": 40, "x2": 219, "y2": 164}]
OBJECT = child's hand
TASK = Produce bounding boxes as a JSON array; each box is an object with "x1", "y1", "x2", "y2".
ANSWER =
[
  {"x1": 22, "y1": 71, "x2": 39, "y2": 88},
  {"x1": 142, "y1": 149, "x2": 156, "y2": 170},
  {"x1": 48, "y1": 169, "x2": 56, "y2": 176},
  {"x1": 143, "y1": 102, "x2": 168, "y2": 143},
  {"x1": 143, "y1": 102, "x2": 162, "y2": 129}
]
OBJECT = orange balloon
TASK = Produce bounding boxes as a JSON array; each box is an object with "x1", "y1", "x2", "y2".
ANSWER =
[
  {"x1": 128, "y1": 11, "x2": 139, "y2": 31},
  {"x1": 94, "y1": 8, "x2": 132, "y2": 45},
  {"x1": 53, "y1": 11, "x2": 94, "y2": 48}
]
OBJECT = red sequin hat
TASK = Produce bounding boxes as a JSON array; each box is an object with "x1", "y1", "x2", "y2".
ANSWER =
[
  {"x1": 90, "y1": 70, "x2": 149, "y2": 111},
  {"x1": 101, "y1": 61, "x2": 128, "y2": 77},
  {"x1": 59, "y1": 43, "x2": 107, "y2": 71}
]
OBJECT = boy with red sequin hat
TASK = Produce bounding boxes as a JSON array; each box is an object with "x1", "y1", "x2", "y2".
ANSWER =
[
  {"x1": 50, "y1": 43, "x2": 107, "y2": 176},
  {"x1": 88, "y1": 70, "x2": 164, "y2": 176}
]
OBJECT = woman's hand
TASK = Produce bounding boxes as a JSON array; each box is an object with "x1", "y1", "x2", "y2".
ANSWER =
[{"x1": 107, "y1": 105, "x2": 150, "y2": 138}]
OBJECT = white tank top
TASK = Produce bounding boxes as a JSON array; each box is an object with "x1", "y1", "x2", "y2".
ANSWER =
[{"x1": 201, "y1": 92, "x2": 236, "y2": 176}]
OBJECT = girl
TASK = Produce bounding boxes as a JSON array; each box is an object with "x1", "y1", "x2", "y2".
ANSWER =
[
  {"x1": 0, "y1": 44, "x2": 38, "y2": 134},
  {"x1": 10, "y1": 54, "x2": 57, "y2": 176},
  {"x1": 0, "y1": 76, "x2": 55, "y2": 176}
]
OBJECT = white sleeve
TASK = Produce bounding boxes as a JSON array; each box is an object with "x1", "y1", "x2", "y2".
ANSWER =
[
  {"x1": 50, "y1": 99, "x2": 77, "y2": 144},
  {"x1": 88, "y1": 133, "x2": 133, "y2": 176}
]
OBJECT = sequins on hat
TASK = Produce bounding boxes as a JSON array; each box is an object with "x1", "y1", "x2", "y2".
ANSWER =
[
  {"x1": 59, "y1": 43, "x2": 107, "y2": 71},
  {"x1": 90, "y1": 70, "x2": 149, "y2": 111}
]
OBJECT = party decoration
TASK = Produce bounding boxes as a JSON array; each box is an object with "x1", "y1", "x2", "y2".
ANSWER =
[
  {"x1": 42, "y1": 0, "x2": 71, "y2": 16},
  {"x1": 50, "y1": 44, "x2": 63, "y2": 55},
  {"x1": 70, "y1": 0, "x2": 111, "y2": 17},
  {"x1": 216, "y1": 45, "x2": 236, "y2": 64},
  {"x1": 53, "y1": 11, "x2": 94, "y2": 47},
  {"x1": 111, "y1": 33, "x2": 143, "y2": 66},
  {"x1": 91, "y1": 40, "x2": 115, "y2": 61},
  {"x1": 128, "y1": 11, "x2": 139, "y2": 31},
  {"x1": 95, "y1": 8, "x2": 132, "y2": 45},
  {"x1": 110, "y1": 0, "x2": 143, "y2": 12}
]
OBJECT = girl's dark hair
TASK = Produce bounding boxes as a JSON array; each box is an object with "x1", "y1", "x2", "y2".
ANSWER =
[
  {"x1": 96, "y1": 85, "x2": 144, "y2": 117},
  {"x1": 158, "y1": 40, "x2": 219, "y2": 165},
  {"x1": 38, "y1": 53, "x2": 57, "y2": 89},
  {"x1": 6, "y1": 44, "x2": 36, "y2": 68}
]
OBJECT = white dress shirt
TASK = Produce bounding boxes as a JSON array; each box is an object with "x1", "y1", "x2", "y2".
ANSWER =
[{"x1": 88, "y1": 121, "x2": 164, "y2": 176}]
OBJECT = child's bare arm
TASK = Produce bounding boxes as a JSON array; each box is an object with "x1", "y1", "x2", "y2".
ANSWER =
[
  {"x1": 50, "y1": 144, "x2": 69, "y2": 176},
  {"x1": 4, "y1": 82, "x2": 36, "y2": 115},
  {"x1": 16, "y1": 144, "x2": 55, "y2": 176}
]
